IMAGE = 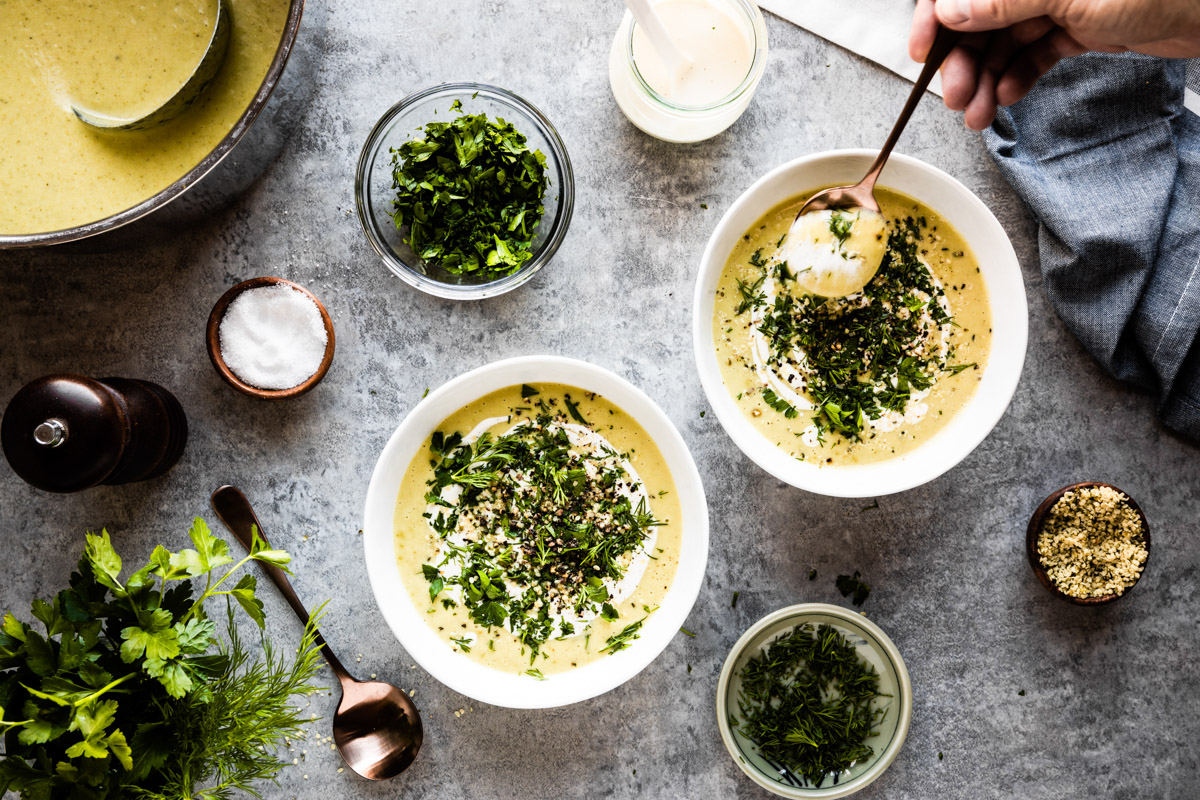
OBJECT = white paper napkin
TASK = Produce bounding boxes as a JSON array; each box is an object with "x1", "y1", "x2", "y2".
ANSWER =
[
  {"x1": 761, "y1": 1, "x2": 1199, "y2": 113},
  {"x1": 759, "y1": 0, "x2": 943, "y2": 96}
]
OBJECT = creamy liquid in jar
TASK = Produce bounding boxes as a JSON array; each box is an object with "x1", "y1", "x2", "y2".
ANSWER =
[
  {"x1": 630, "y1": 0, "x2": 753, "y2": 107},
  {"x1": 608, "y1": 0, "x2": 767, "y2": 143}
]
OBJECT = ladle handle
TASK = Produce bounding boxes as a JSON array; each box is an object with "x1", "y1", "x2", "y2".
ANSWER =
[
  {"x1": 862, "y1": 24, "x2": 963, "y2": 191},
  {"x1": 210, "y1": 485, "x2": 352, "y2": 682}
]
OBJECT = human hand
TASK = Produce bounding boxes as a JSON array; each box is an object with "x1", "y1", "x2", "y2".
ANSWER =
[{"x1": 909, "y1": 0, "x2": 1200, "y2": 130}]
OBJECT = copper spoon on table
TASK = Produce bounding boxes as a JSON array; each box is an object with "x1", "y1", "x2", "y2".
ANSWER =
[
  {"x1": 797, "y1": 25, "x2": 963, "y2": 218},
  {"x1": 210, "y1": 485, "x2": 423, "y2": 781}
]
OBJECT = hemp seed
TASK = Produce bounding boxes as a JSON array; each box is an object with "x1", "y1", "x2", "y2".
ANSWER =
[{"x1": 1036, "y1": 485, "x2": 1147, "y2": 599}]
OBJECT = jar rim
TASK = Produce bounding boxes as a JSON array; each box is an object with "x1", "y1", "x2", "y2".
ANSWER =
[{"x1": 623, "y1": 0, "x2": 768, "y2": 113}]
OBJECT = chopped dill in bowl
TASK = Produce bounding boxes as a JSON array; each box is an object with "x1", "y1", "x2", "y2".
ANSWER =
[
  {"x1": 734, "y1": 623, "x2": 888, "y2": 788},
  {"x1": 388, "y1": 100, "x2": 548, "y2": 278}
]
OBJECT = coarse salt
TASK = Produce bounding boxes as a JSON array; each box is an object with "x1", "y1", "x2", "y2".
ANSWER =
[{"x1": 219, "y1": 284, "x2": 328, "y2": 390}]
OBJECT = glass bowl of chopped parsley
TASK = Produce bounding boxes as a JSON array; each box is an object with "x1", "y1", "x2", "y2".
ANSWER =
[
  {"x1": 356, "y1": 83, "x2": 574, "y2": 299},
  {"x1": 717, "y1": 603, "x2": 912, "y2": 798}
]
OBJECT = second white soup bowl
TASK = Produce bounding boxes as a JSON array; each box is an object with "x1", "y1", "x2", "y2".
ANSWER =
[
  {"x1": 693, "y1": 150, "x2": 1028, "y2": 498},
  {"x1": 363, "y1": 355, "x2": 709, "y2": 708}
]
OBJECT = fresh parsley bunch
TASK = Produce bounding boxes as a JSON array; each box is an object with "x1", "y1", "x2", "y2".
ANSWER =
[
  {"x1": 389, "y1": 103, "x2": 548, "y2": 277},
  {"x1": 0, "y1": 519, "x2": 323, "y2": 799}
]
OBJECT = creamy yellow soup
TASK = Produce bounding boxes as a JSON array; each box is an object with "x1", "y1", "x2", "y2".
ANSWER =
[
  {"x1": 0, "y1": 0, "x2": 289, "y2": 234},
  {"x1": 713, "y1": 187, "x2": 992, "y2": 465},
  {"x1": 393, "y1": 384, "x2": 681, "y2": 676}
]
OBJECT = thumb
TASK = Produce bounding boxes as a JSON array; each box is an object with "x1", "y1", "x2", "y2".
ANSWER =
[{"x1": 935, "y1": 0, "x2": 1058, "y2": 30}]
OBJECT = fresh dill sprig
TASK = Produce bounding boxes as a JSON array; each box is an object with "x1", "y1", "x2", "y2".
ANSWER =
[{"x1": 129, "y1": 606, "x2": 325, "y2": 800}]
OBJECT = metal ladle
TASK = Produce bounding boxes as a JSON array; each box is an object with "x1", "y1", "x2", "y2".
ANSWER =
[
  {"x1": 210, "y1": 485, "x2": 423, "y2": 781},
  {"x1": 72, "y1": 0, "x2": 231, "y2": 130}
]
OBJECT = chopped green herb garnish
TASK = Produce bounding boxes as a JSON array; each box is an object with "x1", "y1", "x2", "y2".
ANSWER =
[
  {"x1": 835, "y1": 571, "x2": 870, "y2": 606},
  {"x1": 735, "y1": 273, "x2": 767, "y2": 315},
  {"x1": 748, "y1": 216, "x2": 957, "y2": 441},
  {"x1": 421, "y1": 399, "x2": 662, "y2": 663},
  {"x1": 762, "y1": 388, "x2": 799, "y2": 419},
  {"x1": 389, "y1": 109, "x2": 548, "y2": 277},
  {"x1": 521, "y1": 384, "x2": 540, "y2": 399},
  {"x1": 601, "y1": 618, "x2": 646, "y2": 654},
  {"x1": 829, "y1": 211, "x2": 854, "y2": 248},
  {"x1": 525, "y1": 668, "x2": 547, "y2": 681},
  {"x1": 563, "y1": 395, "x2": 588, "y2": 425},
  {"x1": 450, "y1": 635, "x2": 472, "y2": 652},
  {"x1": 736, "y1": 623, "x2": 888, "y2": 788}
]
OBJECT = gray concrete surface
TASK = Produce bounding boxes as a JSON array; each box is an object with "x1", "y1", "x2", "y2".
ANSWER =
[{"x1": 2, "y1": 4, "x2": 1198, "y2": 799}]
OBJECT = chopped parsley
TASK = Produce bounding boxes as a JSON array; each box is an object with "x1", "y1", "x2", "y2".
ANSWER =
[
  {"x1": 741, "y1": 215, "x2": 972, "y2": 441},
  {"x1": 389, "y1": 106, "x2": 548, "y2": 277},
  {"x1": 421, "y1": 399, "x2": 661, "y2": 662}
]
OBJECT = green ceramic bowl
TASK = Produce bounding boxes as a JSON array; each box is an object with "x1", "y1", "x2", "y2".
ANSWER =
[{"x1": 717, "y1": 604, "x2": 912, "y2": 798}]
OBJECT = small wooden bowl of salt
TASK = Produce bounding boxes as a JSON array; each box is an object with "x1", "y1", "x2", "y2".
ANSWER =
[{"x1": 206, "y1": 277, "x2": 335, "y2": 400}]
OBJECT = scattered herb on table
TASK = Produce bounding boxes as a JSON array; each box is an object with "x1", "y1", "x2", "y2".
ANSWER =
[
  {"x1": 422, "y1": 400, "x2": 661, "y2": 662},
  {"x1": 836, "y1": 571, "x2": 871, "y2": 606},
  {"x1": 731, "y1": 591, "x2": 740, "y2": 608},
  {"x1": 0, "y1": 521, "x2": 323, "y2": 800},
  {"x1": 734, "y1": 623, "x2": 887, "y2": 788},
  {"x1": 808, "y1": 569, "x2": 817, "y2": 581},
  {"x1": 679, "y1": 627, "x2": 696, "y2": 638},
  {"x1": 389, "y1": 107, "x2": 548, "y2": 277}
]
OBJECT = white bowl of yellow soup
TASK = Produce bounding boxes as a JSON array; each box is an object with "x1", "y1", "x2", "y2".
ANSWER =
[
  {"x1": 694, "y1": 150, "x2": 1027, "y2": 497},
  {"x1": 363, "y1": 356, "x2": 709, "y2": 708}
]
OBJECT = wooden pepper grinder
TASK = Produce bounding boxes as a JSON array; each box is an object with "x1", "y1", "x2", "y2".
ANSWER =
[{"x1": 1, "y1": 375, "x2": 188, "y2": 493}]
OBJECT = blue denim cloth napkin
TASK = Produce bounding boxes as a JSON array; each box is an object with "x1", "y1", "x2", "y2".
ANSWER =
[{"x1": 983, "y1": 53, "x2": 1200, "y2": 440}]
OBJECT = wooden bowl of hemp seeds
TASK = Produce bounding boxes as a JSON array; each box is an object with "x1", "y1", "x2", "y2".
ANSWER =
[{"x1": 1026, "y1": 482, "x2": 1150, "y2": 606}]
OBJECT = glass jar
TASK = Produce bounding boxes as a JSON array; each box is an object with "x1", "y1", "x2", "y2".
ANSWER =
[{"x1": 607, "y1": 0, "x2": 769, "y2": 144}]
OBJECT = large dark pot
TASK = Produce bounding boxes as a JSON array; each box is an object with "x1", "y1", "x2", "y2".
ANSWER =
[{"x1": 0, "y1": 0, "x2": 321, "y2": 252}]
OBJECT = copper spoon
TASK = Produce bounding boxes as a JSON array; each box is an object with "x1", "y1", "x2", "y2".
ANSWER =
[
  {"x1": 210, "y1": 485, "x2": 423, "y2": 780},
  {"x1": 796, "y1": 25, "x2": 963, "y2": 217}
]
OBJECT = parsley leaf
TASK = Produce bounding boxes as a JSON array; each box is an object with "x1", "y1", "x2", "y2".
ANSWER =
[{"x1": 389, "y1": 109, "x2": 548, "y2": 277}]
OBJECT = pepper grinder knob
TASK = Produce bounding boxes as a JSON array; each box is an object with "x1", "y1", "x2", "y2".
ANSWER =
[
  {"x1": 33, "y1": 419, "x2": 68, "y2": 448},
  {"x1": 1, "y1": 375, "x2": 187, "y2": 493}
]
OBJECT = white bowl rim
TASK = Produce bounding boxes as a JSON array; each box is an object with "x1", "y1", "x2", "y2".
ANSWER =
[
  {"x1": 715, "y1": 603, "x2": 914, "y2": 799},
  {"x1": 362, "y1": 355, "x2": 709, "y2": 708},
  {"x1": 692, "y1": 149, "x2": 1028, "y2": 497}
]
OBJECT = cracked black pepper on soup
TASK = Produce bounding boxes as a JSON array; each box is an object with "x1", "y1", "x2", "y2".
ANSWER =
[
  {"x1": 712, "y1": 186, "x2": 992, "y2": 466},
  {"x1": 1036, "y1": 485, "x2": 1147, "y2": 599},
  {"x1": 392, "y1": 383, "x2": 681, "y2": 675}
]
